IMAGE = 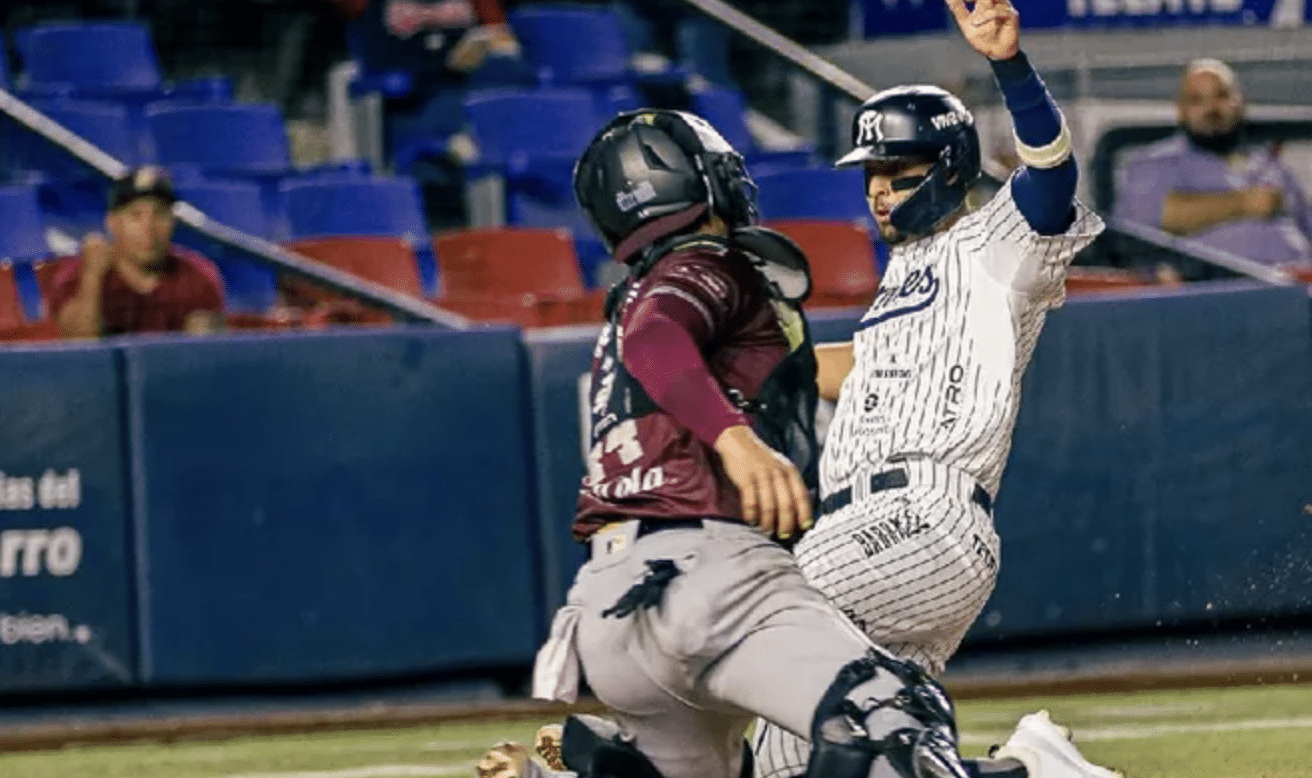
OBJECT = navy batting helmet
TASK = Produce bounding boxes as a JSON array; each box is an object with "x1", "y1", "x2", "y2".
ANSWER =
[
  {"x1": 836, "y1": 85, "x2": 981, "y2": 237},
  {"x1": 573, "y1": 109, "x2": 759, "y2": 265}
]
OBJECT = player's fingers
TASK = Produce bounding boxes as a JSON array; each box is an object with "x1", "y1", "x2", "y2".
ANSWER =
[
  {"x1": 785, "y1": 465, "x2": 813, "y2": 533},
  {"x1": 943, "y1": 0, "x2": 972, "y2": 23},
  {"x1": 755, "y1": 470, "x2": 779, "y2": 536},
  {"x1": 737, "y1": 474, "x2": 760, "y2": 526},
  {"x1": 769, "y1": 468, "x2": 797, "y2": 540}
]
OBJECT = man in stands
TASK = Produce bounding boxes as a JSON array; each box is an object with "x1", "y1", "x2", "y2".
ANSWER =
[
  {"x1": 51, "y1": 166, "x2": 226, "y2": 339},
  {"x1": 1114, "y1": 57, "x2": 1312, "y2": 270}
]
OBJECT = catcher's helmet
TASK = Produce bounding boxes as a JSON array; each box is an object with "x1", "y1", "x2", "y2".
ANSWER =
[
  {"x1": 837, "y1": 85, "x2": 981, "y2": 237},
  {"x1": 573, "y1": 109, "x2": 759, "y2": 265}
]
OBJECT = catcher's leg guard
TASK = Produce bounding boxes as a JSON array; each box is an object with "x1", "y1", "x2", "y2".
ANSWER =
[
  {"x1": 802, "y1": 650, "x2": 970, "y2": 778},
  {"x1": 558, "y1": 715, "x2": 753, "y2": 778},
  {"x1": 560, "y1": 714, "x2": 665, "y2": 778}
]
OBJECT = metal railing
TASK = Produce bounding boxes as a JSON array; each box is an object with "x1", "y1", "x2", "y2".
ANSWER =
[
  {"x1": 0, "y1": 87, "x2": 468, "y2": 328},
  {"x1": 674, "y1": 0, "x2": 873, "y2": 160}
]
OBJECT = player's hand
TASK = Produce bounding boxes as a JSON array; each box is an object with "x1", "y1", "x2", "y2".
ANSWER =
[
  {"x1": 945, "y1": 0, "x2": 1020, "y2": 62},
  {"x1": 80, "y1": 232, "x2": 114, "y2": 280},
  {"x1": 1241, "y1": 186, "x2": 1283, "y2": 219},
  {"x1": 713, "y1": 424, "x2": 813, "y2": 541}
]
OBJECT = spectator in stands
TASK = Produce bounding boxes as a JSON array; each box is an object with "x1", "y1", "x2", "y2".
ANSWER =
[
  {"x1": 51, "y1": 166, "x2": 226, "y2": 339},
  {"x1": 1114, "y1": 57, "x2": 1312, "y2": 269},
  {"x1": 326, "y1": 0, "x2": 529, "y2": 227}
]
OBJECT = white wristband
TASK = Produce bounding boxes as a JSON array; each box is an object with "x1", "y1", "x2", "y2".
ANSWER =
[{"x1": 1014, "y1": 114, "x2": 1073, "y2": 170}]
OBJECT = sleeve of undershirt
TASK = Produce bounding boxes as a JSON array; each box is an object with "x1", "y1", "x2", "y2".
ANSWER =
[
  {"x1": 620, "y1": 258, "x2": 749, "y2": 446},
  {"x1": 990, "y1": 51, "x2": 1077, "y2": 236}
]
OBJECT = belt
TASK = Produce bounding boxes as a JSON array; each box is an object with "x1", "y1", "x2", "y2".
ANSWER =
[
  {"x1": 819, "y1": 468, "x2": 992, "y2": 516},
  {"x1": 585, "y1": 517, "x2": 737, "y2": 559}
]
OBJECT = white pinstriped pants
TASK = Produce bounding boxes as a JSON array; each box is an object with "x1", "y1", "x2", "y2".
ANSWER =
[{"x1": 752, "y1": 459, "x2": 1000, "y2": 778}]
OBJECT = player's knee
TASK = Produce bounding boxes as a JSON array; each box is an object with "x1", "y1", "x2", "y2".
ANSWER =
[{"x1": 802, "y1": 650, "x2": 968, "y2": 778}]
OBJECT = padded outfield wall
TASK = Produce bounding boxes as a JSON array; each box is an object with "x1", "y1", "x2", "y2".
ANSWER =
[{"x1": 1, "y1": 283, "x2": 1310, "y2": 694}]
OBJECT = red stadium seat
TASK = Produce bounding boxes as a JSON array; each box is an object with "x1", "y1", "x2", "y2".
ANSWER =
[
  {"x1": 0, "y1": 264, "x2": 26, "y2": 327},
  {"x1": 432, "y1": 227, "x2": 605, "y2": 326},
  {"x1": 0, "y1": 320, "x2": 60, "y2": 343},
  {"x1": 765, "y1": 220, "x2": 879, "y2": 310},
  {"x1": 1288, "y1": 266, "x2": 1312, "y2": 285},
  {"x1": 434, "y1": 226, "x2": 588, "y2": 296},
  {"x1": 1064, "y1": 266, "x2": 1154, "y2": 296},
  {"x1": 282, "y1": 236, "x2": 427, "y2": 325}
]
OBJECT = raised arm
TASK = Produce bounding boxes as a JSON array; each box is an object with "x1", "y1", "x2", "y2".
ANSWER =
[{"x1": 946, "y1": 0, "x2": 1075, "y2": 235}]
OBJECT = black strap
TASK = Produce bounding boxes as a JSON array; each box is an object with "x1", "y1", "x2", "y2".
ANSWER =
[{"x1": 819, "y1": 469, "x2": 991, "y2": 516}]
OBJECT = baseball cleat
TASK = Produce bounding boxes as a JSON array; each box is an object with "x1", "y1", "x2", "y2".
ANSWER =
[
  {"x1": 477, "y1": 742, "x2": 530, "y2": 778},
  {"x1": 993, "y1": 711, "x2": 1124, "y2": 778},
  {"x1": 535, "y1": 724, "x2": 566, "y2": 771}
]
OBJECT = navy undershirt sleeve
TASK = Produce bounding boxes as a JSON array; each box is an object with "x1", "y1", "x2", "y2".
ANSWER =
[{"x1": 990, "y1": 51, "x2": 1077, "y2": 235}]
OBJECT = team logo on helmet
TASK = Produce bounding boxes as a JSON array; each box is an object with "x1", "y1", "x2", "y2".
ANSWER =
[{"x1": 857, "y1": 110, "x2": 887, "y2": 145}]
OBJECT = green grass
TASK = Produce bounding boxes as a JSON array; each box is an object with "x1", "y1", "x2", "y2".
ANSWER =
[{"x1": 3, "y1": 684, "x2": 1311, "y2": 778}]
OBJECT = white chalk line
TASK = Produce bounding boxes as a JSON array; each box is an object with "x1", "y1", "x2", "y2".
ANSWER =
[
  {"x1": 216, "y1": 716, "x2": 1312, "y2": 777},
  {"x1": 959, "y1": 715, "x2": 1312, "y2": 746}
]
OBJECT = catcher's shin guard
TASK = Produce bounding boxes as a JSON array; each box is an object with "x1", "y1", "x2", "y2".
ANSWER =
[
  {"x1": 802, "y1": 650, "x2": 970, "y2": 778},
  {"x1": 559, "y1": 715, "x2": 665, "y2": 778}
]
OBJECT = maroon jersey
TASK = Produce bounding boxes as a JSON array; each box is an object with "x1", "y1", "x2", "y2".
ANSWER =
[
  {"x1": 574, "y1": 241, "x2": 789, "y2": 541},
  {"x1": 49, "y1": 246, "x2": 225, "y2": 336}
]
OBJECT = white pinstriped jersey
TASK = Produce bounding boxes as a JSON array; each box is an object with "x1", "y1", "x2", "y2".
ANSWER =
[{"x1": 820, "y1": 178, "x2": 1104, "y2": 499}]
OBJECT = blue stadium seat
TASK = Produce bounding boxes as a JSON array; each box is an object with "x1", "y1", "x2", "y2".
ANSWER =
[
  {"x1": 753, "y1": 166, "x2": 872, "y2": 225},
  {"x1": 10, "y1": 99, "x2": 141, "y2": 179},
  {"x1": 463, "y1": 87, "x2": 608, "y2": 286},
  {"x1": 173, "y1": 179, "x2": 280, "y2": 314},
  {"x1": 2, "y1": 101, "x2": 142, "y2": 238},
  {"x1": 508, "y1": 6, "x2": 633, "y2": 86},
  {"x1": 0, "y1": 184, "x2": 53, "y2": 320},
  {"x1": 688, "y1": 85, "x2": 814, "y2": 172},
  {"x1": 146, "y1": 103, "x2": 291, "y2": 176},
  {"x1": 13, "y1": 21, "x2": 163, "y2": 95},
  {"x1": 279, "y1": 173, "x2": 438, "y2": 295},
  {"x1": 464, "y1": 87, "x2": 602, "y2": 165},
  {"x1": 754, "y1": 166, "x2": 889, "y2": 276},
  {"x1": 147, "y1": 103, "x2": 294, "y2": 238},
  {"x1": 0, "y1": 184, "x2": 50, "y2": 262},
  {"x1": 507, "y1": 6, "x2": 676, "y2": 120},
  {"x1": 0, "y1": 35, "x2": 10, "y2": 89}
]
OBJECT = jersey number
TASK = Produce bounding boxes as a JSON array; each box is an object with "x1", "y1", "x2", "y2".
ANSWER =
[{"x1": 586, "y1": 419, "x2": 644, "y2": 483}]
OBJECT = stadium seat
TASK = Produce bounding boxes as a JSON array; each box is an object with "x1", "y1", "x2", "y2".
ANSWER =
[
  {"x1": 9, "y1": 99, "x2": 141, "y2": 180},
  {"x1": 754, "y1": 166, "x2": 871, "y2": 225},
  {"x1": 147, "y1": 103, "x2": 294, "y2": 238},
  {"x1": 282, "y1": 236, "x2": 425, "y2": 325},
  {"x1": 0, "y1": 319, "x2": 61, "y2": 343},
  {"x1": 279, "y1": 173, "x2": 438, "y2": 294},
  {"x1": 0, "y1": 264, "x2": 27, "y2": 327},
  {"x1": 0, "y1": 36, "x2": 10, "y2": 90},
  {"x1": 1064, "y1": 266, "x2": 1154, "y2": 296},
  {"x1": 13, "y1": 21, "x2": 163, "y2": 95},
  {"x1": 173, "y1": 179, "x2": 280, "y2": 313},
  {"x1": 0, "y1": 184, "x2": 51, "y2": 262},
  {"x1": 146, "y1": 103, "x2": 291, "y2": 176},
  {"x1": 432, "y1": 227, "x2": 605, "y2": 325},
  {"x1": 766, "y1": 219, "x2": 879, "y2": 310},
  {"x1": 464, "y1": 87, "x2": 602, "y2": 165},
  {"x1": 507, "y1": 6, "x2": 633, "y2": 86},
  {"x1": 284, "y1": 236, "x2": 424, "y2": 298},
  {"x1": 462, "y1": 87, "x2": 609, "y2": 285},
  {"x1": 688, "y1": 85, "x2": 814, "y2": 172}
]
